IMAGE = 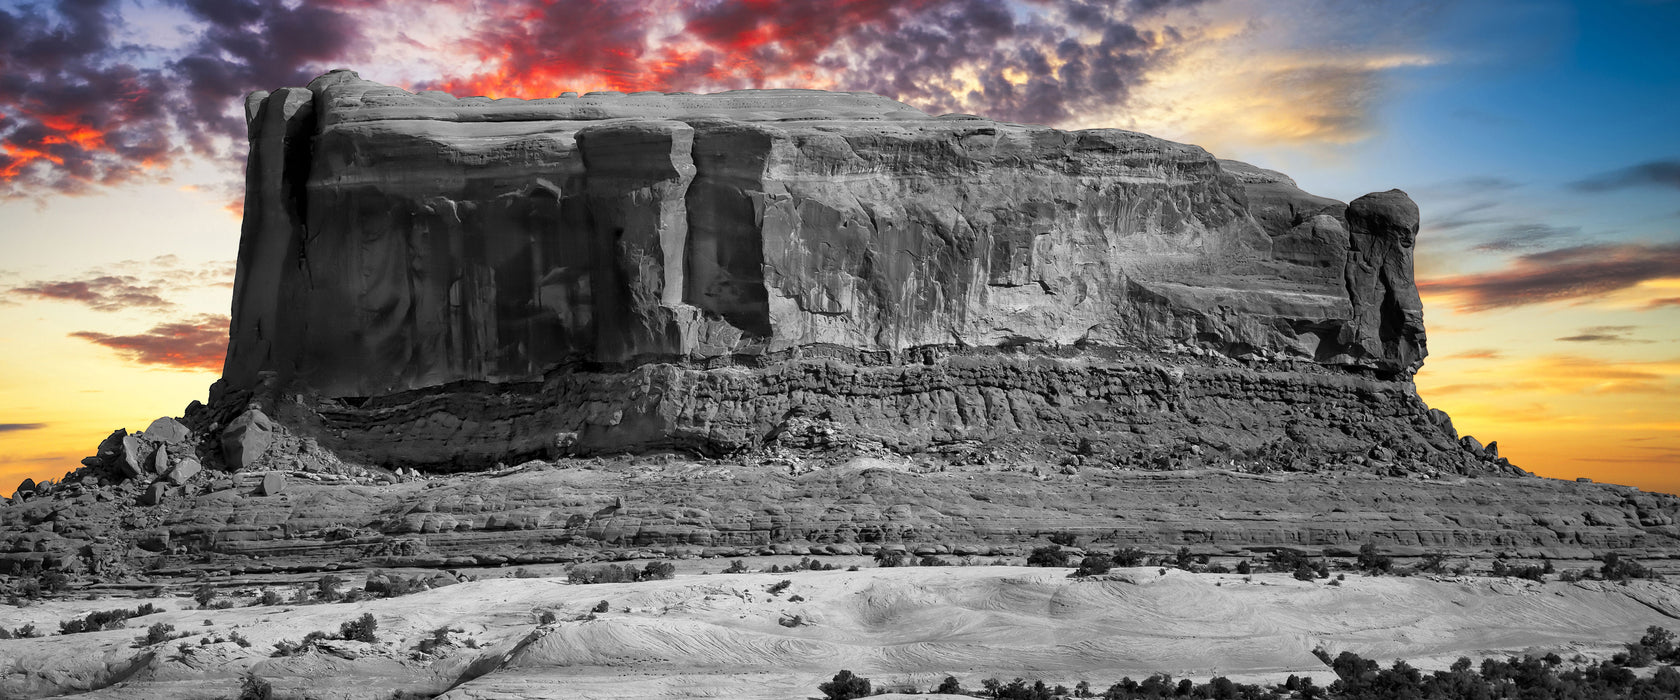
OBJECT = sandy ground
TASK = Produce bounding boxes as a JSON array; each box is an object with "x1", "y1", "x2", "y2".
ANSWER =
[{"x1": 3, "y1": 565, "x2": 1677, "y2": 699}]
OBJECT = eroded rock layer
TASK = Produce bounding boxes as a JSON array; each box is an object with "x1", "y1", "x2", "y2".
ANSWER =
[{"x1": 220, "y1": 71, "x2": 1451, "y2": 470}]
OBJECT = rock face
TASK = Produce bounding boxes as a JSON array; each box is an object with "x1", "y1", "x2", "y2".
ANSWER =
[{"x1": 222, "y1": 71, "x2": 1460, "y2": 471}]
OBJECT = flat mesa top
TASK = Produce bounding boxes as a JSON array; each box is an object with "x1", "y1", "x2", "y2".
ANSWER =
[{"x1": 296, "y1": 70, "x2": 940, "y2": 127}]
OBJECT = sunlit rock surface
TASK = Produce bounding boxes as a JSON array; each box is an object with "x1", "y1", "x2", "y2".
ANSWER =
[{"x1": 222, "y1": 70, "x2": 1461, "y2": 470}]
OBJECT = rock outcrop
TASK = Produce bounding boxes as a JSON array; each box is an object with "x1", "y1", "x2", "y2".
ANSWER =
[{"x1": 213, "y1": 70, "x2": 1472, "y2": 473}]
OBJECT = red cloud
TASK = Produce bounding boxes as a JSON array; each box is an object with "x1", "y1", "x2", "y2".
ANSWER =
[
  {"x1": 1419, "y1": 242, "x2": 1680, "y2": 312},
  {"x1": 70, "y1": 314, "x2": 229, "y2": 371}
]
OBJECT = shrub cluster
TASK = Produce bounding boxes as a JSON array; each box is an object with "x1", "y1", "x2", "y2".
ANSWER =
[
  {"x1": 830, "y1": 628, "x2": 1680, "y2": 698},
  {"x1": 58, "y1": 602, "x2": 161, "y2": 634},
  {"x1": 271, "y1": 613, "x2": 378, "y2": 657},
  {"x1": 566, "y1": 561, "x2": 676, "y2": 584},
  {"x1": 769, "y1": 557, "x2": 841, "y2": 573}
]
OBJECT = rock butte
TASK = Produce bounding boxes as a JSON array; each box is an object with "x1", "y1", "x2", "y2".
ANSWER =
[
  {"x1": 220, "y1": 70, "x2": 1461, "y2": 472},
  {"x1": 8, "y1": 72, "x2": 1680, "y2": 583}
]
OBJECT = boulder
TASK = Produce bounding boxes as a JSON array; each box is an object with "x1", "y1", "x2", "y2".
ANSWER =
[
  {"x1": 149, "y1": 445, "x2": 170, "y2": 474},
  {"x1": 143, "y1": 417, "x2": 191, "y2": 445},
  {"x1": 118, "y1": 435, "x2": 148, "y2": 480},
  {"x1": 166, "y1": 458, "x2": 202, "y2": 485},
  {"x1": 141, "y1": 482, "x2": 171, "y2": 506},
  {"x1": 13, "y1": 478, "x2": 35, "y2": 498},
  {"x1": 222, "y1": 408, "x2": 275, "y2": 470},
  {"x1": 260, "y1": 472, "x2": 286, "y2": 496}
]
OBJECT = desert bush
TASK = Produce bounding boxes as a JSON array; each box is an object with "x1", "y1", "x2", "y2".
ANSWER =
[
  {"x1": 1235, "y1": 560, "x2": 1252, "y2": 575},
  {"x1": 193, "y1": 583, "x2": 216, "y2": 608},
  {"x1": 1174, "y1": 546, "x2": 1194, "y2": 570},
  {"x1": 1418, "y1": 550, "x2": 1450, "y2": 574},
  {"x1": 1601, "y1": 552, "x2": 1662, "y2": 581},
  {"x1": 1268, "y1": 548, "x2": 1313, "y2": 573},
  {"x1": 1491, "y1": 559, "x2": 1548, "y2": 581},
  {"x1": 936, "y1": 676, "x2": 964, "y2": 694},
  {"x1": 722, "y1": 560, "x2": 749, "y2": 573},
  {"x1": 58, "y1": 602, "x2": 161, "y2": 635},
  {"x1": 641, "y1": 561, "x2": 676, "y2": 580},
  {"x1": 1293, "y1": 565, "x2": 1318, "y2": 582},
  {"x1": 768, "y1": 579, "x2": 792, "y2": 595},
  {"x1": 258, "y1": 588, "x2": 283, "y2": 606},
  {"x1": 1026, "y1": 545, "x2": 1070, "y2": 568},
  {"x1": 1110, "y1": 547, "x2": 1147, "y2": 567},
  {"x1": 819, "y1": 670, "x2": 872, "y2": 699},
  {"x1": 1357, "y1": 543, "x2": 1393, "y2": 573},
  {"x1": 567, "y1": 561, "x2": 677, "y2": 584},
  {"x1": 919, "y1": 555, "x2": 952, "y2": 567},
  {"x1": 366, "y1": 574, "x2": 428, "y2": 598},
  {"x1": 239, "y1": 671, "x2": 273, "y2": 700},
  {"x1": 1048, "y1": 531, "x2": 1079, "y2": 547},
  {"x1": 779, "y1": 614, "x2": 805, "y2": 628},
  {"x1": 592, "y1": 600, "x2": 610, "y2": 613},
  {"x1": 1073, "y1": 555, "x2": 1112, "y2": 578},
  {"x1": 873, "y1": 550, "x2": 914, "y2": 568},
  {"x1": 140, "y1": 622, "x2": 177, "y2": 646},
  {"x1": 316, "y1": 574, "x2": 346, "y2": 601},
  {"x1": 339, "y1": 612, "x2": 378, "y2": 643}
]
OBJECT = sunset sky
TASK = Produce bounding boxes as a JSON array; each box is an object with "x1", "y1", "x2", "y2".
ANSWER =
[{"x1": 1, "y1": 0, "x2": 1676, "y2": 494}]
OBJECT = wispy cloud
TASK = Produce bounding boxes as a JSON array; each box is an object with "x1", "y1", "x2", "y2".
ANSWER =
[
  {"x1": 1445, "y1": 348, "x2": 1504, "y2": 360},
  {"x1": 0, "y1": 423, "x2": 46, "y2": 433},
  {"x1": 1470, "y1": 222, "x2": 1582, "y2": 253},
  {"x1": 1418, "y1": 242, "x2": 1680, "y2": 312},
  {"x1": 70, "y1": 313, "x2": 229, "y2": 371},
  {"x1": 6, "y1": 256, "x2": 234, "y2": 311},
  {"x1": 1556, "y1": 325, "x2": 1652, "y2": 344},
  {"x1": 9, "y1": 276, "x2": 172, "y2": 311},
  {"x1": 1571, "y1": 158, "x2": 1680, "y2": 193}
]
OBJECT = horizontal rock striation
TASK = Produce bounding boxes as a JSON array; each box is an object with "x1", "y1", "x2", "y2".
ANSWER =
[{"x1": 220, "y1": 71, "x2": 1454, "y2": 472}]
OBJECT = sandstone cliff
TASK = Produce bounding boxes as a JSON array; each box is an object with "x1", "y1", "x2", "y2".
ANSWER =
[{"x1": 214, "y1": 70, "x2": 1459, "y2": 472}]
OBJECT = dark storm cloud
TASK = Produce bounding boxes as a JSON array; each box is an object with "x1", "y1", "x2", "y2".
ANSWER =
[
  {"x1": 0, "y1": 0, "x2": 373, "y2": 197},
  {"x1": 0, "y1": 423, "x2": 46, "y2": 433},
  {"x1": 70, "y1": 313, "x2": 229, "y2": 370},
  {"x1": 0, "y1": 0, "x2": 176, "y2": 195},
  {"x1": 1418, "y1": 242, "x2": 1680, "y2": 311},
  {"x1": 1571, "y1": 158, "x2": 1680, "y2": 193},
  {"x1": 0, "y1": 0, "x2": 1311, "y2": 197},
  {"x1": 835, "y1": 0, "x2": 1181, "y2": 126}
]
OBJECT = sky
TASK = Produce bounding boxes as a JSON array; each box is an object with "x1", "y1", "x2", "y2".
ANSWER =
[{"x1": 1, "y1": 0, "x2": 1676, "y2": 494}]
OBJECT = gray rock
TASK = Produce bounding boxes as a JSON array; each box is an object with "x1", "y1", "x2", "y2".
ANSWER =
[
  {"x1": 141, "y1": 482, "x2": 171, "y2": 506},
  {"x1": 1485, "y1": 441, "x2": 1499, "y2": 459},
  {"x1": 1461, "y1": 435, "x2": 1486, "y2": 457},
  {"x1": 260, "y1": 472, "x2": 286, "y2": 496},
  {"x1": 222, "y1": 408, "x2": 275, "y2": 470},
  {"x1": 143, "y1": 417, "x2": 191, "y2": 445},
  {"x1": 149, "y1": 445, "x2": 170, "y2": 474},
  {"x1": 14, "y1": 478, "x2": 35, "y2": 496},
  {"x1": 118, "y1": 435, "x2": 148, "y2": 480},
  {"x1": 166, "y1": 458, "x2": 202, "y2": 485}
]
